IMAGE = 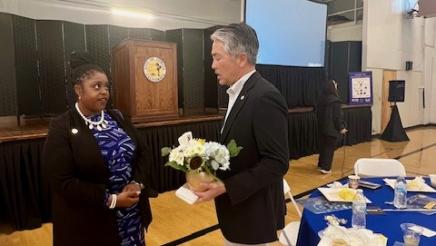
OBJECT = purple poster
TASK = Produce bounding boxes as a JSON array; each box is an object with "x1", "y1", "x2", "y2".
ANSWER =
[{"x1": 349, "y1": 71, "x2": 373, "y2": 105}]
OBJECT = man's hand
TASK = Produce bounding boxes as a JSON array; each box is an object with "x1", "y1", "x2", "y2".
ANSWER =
[{"x1": 194, "y1": 181, "x2": 226, "y2": 203}]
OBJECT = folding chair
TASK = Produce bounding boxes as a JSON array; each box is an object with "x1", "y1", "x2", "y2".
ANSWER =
[
  {"x1": 279, "y1": 179, "x2": 302, "y2": 246},
  {"x1": 354, "y1": 158, "x2": 406, "y2": 177}
]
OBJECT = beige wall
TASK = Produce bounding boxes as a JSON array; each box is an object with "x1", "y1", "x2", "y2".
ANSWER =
[
  {"x1": 362, "y1": 0, "x2": 436, "y2": 133},
  {"x1": 327, "y1": 22, "x2": 363, "y2": 42},
  {"x1": 329, "y1": 0, "x2": 436, "y2": 133}
]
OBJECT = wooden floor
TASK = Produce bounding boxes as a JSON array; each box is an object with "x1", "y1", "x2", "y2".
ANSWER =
[{"x1": 1, "y1": 126, "x2": 435, "y2": 246}]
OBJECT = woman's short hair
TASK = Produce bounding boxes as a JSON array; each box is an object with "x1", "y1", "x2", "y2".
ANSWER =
[
  {"x1": 211, "y1": 23, "x2": 259, "y2": 65},
  {"x1": 69, "y1": 51, "x2": 104, "y2": 86}
]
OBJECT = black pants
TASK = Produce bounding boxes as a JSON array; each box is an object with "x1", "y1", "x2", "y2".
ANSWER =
[{"x1": 317, "y1": 135, "x2": 338, "y2": 171}]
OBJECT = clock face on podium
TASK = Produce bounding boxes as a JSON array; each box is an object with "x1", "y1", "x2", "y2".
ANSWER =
[{"x1": 143, "y1": 56, "x2": 166, "y2": 83}]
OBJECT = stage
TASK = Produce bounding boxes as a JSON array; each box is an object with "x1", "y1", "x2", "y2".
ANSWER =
[
  {"x1": 0, "y1": 106, "x2": 371, "y2": 230},
  {"x1": 0, "y1": 114, "x2": 223, "y2": 143}
]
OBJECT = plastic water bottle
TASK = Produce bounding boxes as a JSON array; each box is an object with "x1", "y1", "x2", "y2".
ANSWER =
[
  {"x1": 351, "y1": 189, "x2": 366, "y2": 229},
  {"x1": 394, "y1": 176, "x2": 407, "y2": 209}
]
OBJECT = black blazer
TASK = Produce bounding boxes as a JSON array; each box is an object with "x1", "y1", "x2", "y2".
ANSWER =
[
  {"x1": 43, "y1": 108, "x2": 153, "y2": 246},
  {"x1": 316, "y1": 94, "x2": 346, "y2": 137},
  {"x1": 216, "y1": 72, "x2": 290, "y2": 244}
]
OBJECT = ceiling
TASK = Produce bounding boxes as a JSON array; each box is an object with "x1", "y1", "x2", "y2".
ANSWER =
[
  {"x1": 0, "y1": 0, "x2": 242, "y2": 29},
  {"x1": 42, "y1": 0, "x2": 242, "y2": 25}
]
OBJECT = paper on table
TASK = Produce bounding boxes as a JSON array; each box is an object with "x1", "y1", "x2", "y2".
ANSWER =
[
  {"x1": 175, "y1": 184, "x2": 198, "y2": 205},
  {"x1": 317, "y1": 224, "x2": 387, "y2": 246},
  {"x1": 411, "y1": 225, "x2": 436, "y2": 238},
  {"x1": 326, "y1": 181, "x2": 347, "y2": 188},
  {"x1": 384, "y1": 178, "x2": 436, "y2": 193},
  {"x1": 318, "y1": 188, "x2": 372, "y2": 203}
]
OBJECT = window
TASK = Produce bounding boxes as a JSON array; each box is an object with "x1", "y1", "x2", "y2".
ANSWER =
[{"x1": 327, "y1": 0, "x2": 363, "y2": 25}]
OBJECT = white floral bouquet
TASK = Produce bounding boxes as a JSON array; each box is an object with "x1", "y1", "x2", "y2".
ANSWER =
[{"x1": 161, "y1": 132, "x2": 242, "y2": 190}]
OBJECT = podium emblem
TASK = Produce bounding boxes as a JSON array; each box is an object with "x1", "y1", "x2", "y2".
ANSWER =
[{"x1": 143, "y1": 56, "x2": 166, "y2": 82}]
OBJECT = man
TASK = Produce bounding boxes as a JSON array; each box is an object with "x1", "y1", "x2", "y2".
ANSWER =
[{"x1": 195, "y1": 23, "x2": 289, "y2": 245}]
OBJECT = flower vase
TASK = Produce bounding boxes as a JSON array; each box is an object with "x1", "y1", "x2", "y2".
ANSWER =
[{"x1": 185, "y1": 170, "x2": 215, "y2": 192}]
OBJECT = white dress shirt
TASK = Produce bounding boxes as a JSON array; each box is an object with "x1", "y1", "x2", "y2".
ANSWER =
[{"x1": 222, "y1": 70, "x2": 256, "y2": 132}]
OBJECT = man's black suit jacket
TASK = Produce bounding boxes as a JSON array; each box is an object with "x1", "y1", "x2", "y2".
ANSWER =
[{"x1": 216, "y1": 72, "x2": 290, "y2": 244}]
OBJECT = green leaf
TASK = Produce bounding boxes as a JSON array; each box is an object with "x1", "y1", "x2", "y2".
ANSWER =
[
  {"x1": 227, "y1": 139, "x2": 243, "y2": 157},
  {"x1": 161, "y1": 147, "x2": 172, "y2": 157},
  {"x1": 164, "y1": 161, "x2": 188, "y2": 172}
]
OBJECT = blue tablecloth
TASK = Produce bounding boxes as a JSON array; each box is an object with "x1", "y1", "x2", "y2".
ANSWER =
[{"x1": 296, "y1": 178, "x2": 436, "y2": 246}]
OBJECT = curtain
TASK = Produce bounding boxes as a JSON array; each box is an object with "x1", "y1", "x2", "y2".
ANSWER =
[
  {"x1": 288, "y1": 111, "x2": 318, "y2": 159},
  {"x1": 342, "y1": 106, "x2": 372, "y2": 145},
  {"x1": 0, "y1": 107, "x2": 371, "y2": 230},
  {"x1": 0, "y1": 140, "x2": 50, "y2": 230},
  {"x1": 256, "y1": 65, "x2": 326, "y2": 107}
]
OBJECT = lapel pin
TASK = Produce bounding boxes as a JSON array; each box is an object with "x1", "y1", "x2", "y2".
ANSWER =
[
  {"x1": 240, "y1": 95, "x2": 245, "y2": 100},
  {"x1": 71, "y1": 128, "x2": 78, "y2": 134}
]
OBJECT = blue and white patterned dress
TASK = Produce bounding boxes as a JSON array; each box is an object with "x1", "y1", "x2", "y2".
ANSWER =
[{"x1": 88, "y1": 112, "x2": 145, "y2": 246}]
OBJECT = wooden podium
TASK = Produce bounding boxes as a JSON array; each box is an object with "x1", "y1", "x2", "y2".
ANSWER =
[{"x1": 112, "y1": 39, "x2": 178, "y2": 123}]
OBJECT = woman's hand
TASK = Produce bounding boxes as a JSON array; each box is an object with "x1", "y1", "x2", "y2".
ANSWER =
[
  {"x1": 122, "y1": 183, "x2": 142, "y2": 193},
  {"x1": 340, "y1": 128, "x2": 348, "y2": 135},
  {"x1": 115, "y1": 190, "x2": 140, "y2": 208}
]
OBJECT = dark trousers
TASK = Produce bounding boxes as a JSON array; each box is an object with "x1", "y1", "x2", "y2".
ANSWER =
[{"x1": 317, "y1": 134, "x2": 338, "y2": 171}]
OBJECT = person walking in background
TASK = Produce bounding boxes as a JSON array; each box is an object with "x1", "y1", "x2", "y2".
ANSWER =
[
  {"x1": 316, "y1": 79, "x2": 348, "y2": 174},
  {"x1": 43, "y1": 51, "x2": 153, "y2": 246},
  {"x1": 194, "y1": 23, "x2": 289, "y2": 245}
]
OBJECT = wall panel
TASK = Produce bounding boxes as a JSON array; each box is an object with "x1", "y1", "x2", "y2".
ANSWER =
[
  {"x1": 0, "y1": 13, "x2": 17, "y2": 116},
  {"x1": 85, "y1": 25, "x2": 110, "y2": 74},
  {"x1": 128, "y1": 28, "x2": 151, "y2": 40},
  {"x1": 329, "y1": 41, "x2": 362, "y2": 103},
  {"x1": 203, "y1": 26, "x2": 219, "y2": 110},
  {"x1": 36, "y1": 20, "x2": 67, "y2": 114},
  {"x1": 63, "y1": 21, "x2": 86, "y2": 108},
  {"x1": 13, "y1": 15, "x2": 40, "y2": 116},
  {"x1": 181, "y1": 29, "x2": 204, "y2": 114},
  {"x1": 150, "y1": 29, "x2": 165, "y2": 41},
  {"x1": 165, "y1": 29, "x2": 184, "y2": 109}
]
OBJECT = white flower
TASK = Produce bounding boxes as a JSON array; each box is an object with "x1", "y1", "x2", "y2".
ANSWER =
[
  {"x1": 219, "y1": 160, "x2": 230, "y2": 171},
  {"x1": 169, "y1": 146, "x2": 185, "y2": 165},
  {"x1": 164, "y1": 133, "x2": 238, "y2": 175},
  {"x1": 178, "y1": 131, "x2": 193, "y2": 145},
  {"x1": 183, "y1": 139, "x2": 205, "y2": 158},
  {"x1": 210, "y1": 160, "x2": 220, "y2": 170},
  {"x1": 204, "y1": 142, "x2": 230, "y2": 171}
]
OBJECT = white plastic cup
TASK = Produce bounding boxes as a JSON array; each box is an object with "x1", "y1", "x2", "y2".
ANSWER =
[
  {"x1": 401, "y1": 223, "x2": 422, "y2": 246},
  {"x1": 348, "y1": 175, "x2": 360, "y2": 189}
]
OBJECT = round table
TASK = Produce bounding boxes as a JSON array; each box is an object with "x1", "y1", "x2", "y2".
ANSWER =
[{"x1": 296, "y1": 177, "x2": 436, "y2": 246}]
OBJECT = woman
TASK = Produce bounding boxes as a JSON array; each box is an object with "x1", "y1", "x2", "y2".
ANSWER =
[
  {"x1": 43, "y1": 52, "x2": 153, "y2": 246},
  {"x1": 316, "y1": 80, "x2": 347, "y2": 174}
]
